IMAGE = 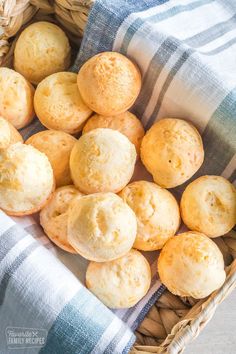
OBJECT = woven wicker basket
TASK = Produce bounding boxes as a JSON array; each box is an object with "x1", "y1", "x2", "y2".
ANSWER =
[{"x1": 1, "y1": 1, "x2": 236, "y2": 353}]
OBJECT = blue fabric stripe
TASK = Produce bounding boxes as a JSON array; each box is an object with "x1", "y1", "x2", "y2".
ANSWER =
[
  {"x1": 202, "y1": 37, "x2": 236, "y2": 55},
  {"x1": 0, "y1": 225, "x2": 28, "y2": 263},
  {"x1": 0, "y1": 242, "x2": 39, "y2": 305},
  {"x1": 197, "y1": 87, "x2": 236, "y2": 175},
  {"x1": 184, "y1": 13, "x2": 236, "y2": 47},
  {"x1": 40, "y1": 287, "x2": 135, "y2": 354},
  {"x1": 73, "y1": 0, "x2": 167, "y2": 70},
  {"x1": 146, "y1": 49, "x2": 193, "y2": 128},
  {"x1": 132, "y1": 37, "x2": 179, "y2": 120},
  {"x1": 130, "y1": 284, "x2": 166, "y2": 331},
  {"x1": 120, "y1": 0, "x2": 215, "y2": 54}
]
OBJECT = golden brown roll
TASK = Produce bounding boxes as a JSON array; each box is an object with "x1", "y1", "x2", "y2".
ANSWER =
[
  {"x1": 140, "y1": 118, "x2": 204, "y2": 188},
  {"x1": 34, "y1": 72, "x2": 92, "y2": 134},
  {"x1": 82, "y1": 111, "x2": 145, "y2": 155},
  {"x1": 70, "y1": 128, "x2": 136, "y2": 194},
  {"x1": 119, "y1": 181, "x2": 180, "y2": 250},
  {"x1": 14, "y1": 21, "x2": 71, "y2": 84},
  {"x1": 0, "y1": 68, "x2": 34, "y2": 129},
  {"x1": 26, "y1": 130, "x2": 77, "y2": 187},
  {"x1": 158, "y1": 232, "x2": 226, "y2": 299},
  {"x1": 86, "y1": 249, "x2": 151, "y2": 308},
  {"x1": 77, "y1": 52, "x2": 141, "y2": 116},
  {"x1": 68, "y1": 192, "x2": 137, "y2": 262},
  {"x1": 181, "y1": 175, "x2": 236, "y2": 237},
  {"x1": 0, "y1": 143, "x2": 54, "y2": 215},
  {"x1": 0, "y1": 116, "x2": 23, "y2": 149},
  {"x1": 40, "y1": 185, "x2": 83, "y2": 253}
]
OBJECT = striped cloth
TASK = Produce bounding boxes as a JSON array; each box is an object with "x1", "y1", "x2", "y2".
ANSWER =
[{"x1": 1, "y1": 0, "x2": 236, "y2": 353}]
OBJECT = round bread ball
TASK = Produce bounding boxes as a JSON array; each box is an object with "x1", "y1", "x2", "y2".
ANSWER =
[
  {"x1": 77, "y1": 52, "x2": 141, "y2": 116},
  {"x1": 26, "y1": 130, "x2": 77, "y2": 187},
  {"x1": 158, "y1": 232, "x2": 226, "y2": 299},
  {"x1": 140, "y1": 118, "x2": 204, "y2": 188},
  {"x1": 14, "y1": 21, "x2": 71, "y2": 84},
  {"x1": 68, "y1": 193, "x2": 137, "y2": 262},
  {"x1": 82, "y1": 111, "x2": 145, "y2": 155},
  {"x1": 0, "y1": 68, "x2": 34, "y2": 129},
  {"x1": 0, "y1": 116, "x2": 23, "y2": 149},
  {"x1": 181, "y1": 176, "x2": 236, "y2": 237},
  {"x1": 119, "y1": 181, "x2": 180, "y2": 250},
  {"x1": 34, "y1": 72, "x2": 92, "y2": 134},
  {"x1": 70, "y1": 128, "x2": 136, "y2": 194},
  {"x1": 40, "y1": 185, "x2": 83, "y2": 253},
  {"x1": 86, "y1": 249, "x2": 151, "y2": 308},
  {"x1": 0, "y1": 143, "x2": 54, "y2": 215}
]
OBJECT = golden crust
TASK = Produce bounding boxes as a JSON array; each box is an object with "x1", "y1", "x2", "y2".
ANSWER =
[
  {"x1": 181, "y1": 175, "x2": 236, "y2": 237},
  {"x1": 14, "y1": 21, "x2": 71, "y2": 84},
  {"x1": 86, "y1": 249, "x2": 151, "y2": 308},
  {"x1": 40, "y1": 185, "x2": 83, "y2": 253},
  {"x1": 0, "y1": 143, "x2": 55, "y2": 215},
  {"x1": 119, "y1": 181, "x2": 180, "y2": 250},
  {"x1": 67, "y1": 192, "x2": 137, "y2": 262},
  {"x1": 140, "y1": 118, "x2": 204, "y2": 188},
  {"x1": 26, "y1": 130, "x2": 77, "y2": 187},
  {"x1": 158, "y1": 231, "x2": 226, "y2": 299},
  {"x1": 82, "y1": 111, "x2": 144, "y2": 155},
  {"x1": 0, "y1": 68, "x2": 34, "y2": 129},
  {"x1": 77, "y1": 52, "x2": 141, "y2": 116},
  {"x1": 34, "y1": 72, "x2": 92, "y2": 134},
  {"x1": 70, "y1": 128, "x2": 136, "y2": 194}
]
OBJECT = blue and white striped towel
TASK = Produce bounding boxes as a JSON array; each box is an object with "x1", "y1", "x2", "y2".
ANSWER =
[{"x1": 1, "y1": 0, "x2": 236, "y2": 353}]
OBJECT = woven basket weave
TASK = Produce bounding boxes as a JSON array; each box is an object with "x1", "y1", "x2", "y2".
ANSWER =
[{"x1": 1, "y1": 1, "x2": 236, "y2": 353}]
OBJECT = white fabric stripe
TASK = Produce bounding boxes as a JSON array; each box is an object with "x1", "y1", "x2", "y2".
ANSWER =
[
  {"x1": 13, "y1": 245, "x2": 82, "y2": 315},
  {"x1": 116, "y1": 6, "x2": 235, "y2": 130},
  {"x1": 113, "y1": 0, "x2": 194, "y2": 49},
  {"x1": 200, "y1": 28, "x2": 236, "y2": 52},
  {"x1": 0, "y1": 244, "x2": 82, "y2": 353},
  {"x1": 126, "y1": 280, "x2": 162, "y2": 328},
  {"x1": 0, "y1": 235, "x2": 35, "y2": 282},
  {"x1": 0, "y1": 212, "x2": 15, "y2": 235},
  {"x1": 90, "y1": 316, "x2": 123, "y2": 354},
  {"x1": 149, "y1": 2, "x2": 234, "y2": 42},
  {"x1": 141, "y1": 47, "x2": 185, "y2": 126},
  {"x1": 114, "y1": 327, "x2": 134, "y2": 354},
  {"x1": 221, "y1": 154, "x2": 236, "y2": 180}
]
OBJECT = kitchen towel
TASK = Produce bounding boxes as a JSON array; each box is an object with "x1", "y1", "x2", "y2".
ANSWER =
[{"x1": 1, "y1": 0, "x2": 236, "y2": 353}]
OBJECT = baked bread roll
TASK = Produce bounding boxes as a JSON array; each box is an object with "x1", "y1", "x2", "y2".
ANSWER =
[
  {"x1": 14, "y1": 21, "x2": 71, "y2": 84},
  {"x1": 158, "y1": 232, "x2": 226, "y2": 299},
  {"x1": 70, "y1": 128, "x2": 136, "y2": 194},
  {"x1": 82, "y1": 111, "x2": 144, "y2": 155},
  {"x1": 40, "y1": 185, "x2": 83, "y2": 253},
  {"x1": 0, "y1": 116, "x2": 23, "y2": 149},
  {"x1": 26, "y1": 130, "x2": 77, "y2": 187},
  {"x1": 0, "y1": 68, "x2": 34, "y2": 129},
  {"x1": 77, "y1": 52, "x2": 141, "y2": 116},
  {"x1": 86, "y1": 249, "x2": 151, "y2": 308},
  {"x1": 181, "y1": 175, "x2": 236, "y2": 237},
  {"x1": 120, "y1": 181, "x2": 180, "y2": 250},
  {"x1": 34, "y1": 72, "x2": 92, "y2": 134},
  {"x1": 0, "y1": 143, "x2": 54, "y2": 215},
  {"x1": 141, "y1": 118, "x2": 204, "y2": 188},
  {"x1": 68, "y1": 193, "x2": 137, "y2": 262}
]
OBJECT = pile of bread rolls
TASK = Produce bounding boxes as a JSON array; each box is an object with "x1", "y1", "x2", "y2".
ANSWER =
[{"x1": 0, "y1": 21, "x2": 235, "y2": 309}]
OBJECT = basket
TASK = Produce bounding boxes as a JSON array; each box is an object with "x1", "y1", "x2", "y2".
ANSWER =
[{"x1": 1, "y1": 1, "x2": 236, "y2": 353}]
